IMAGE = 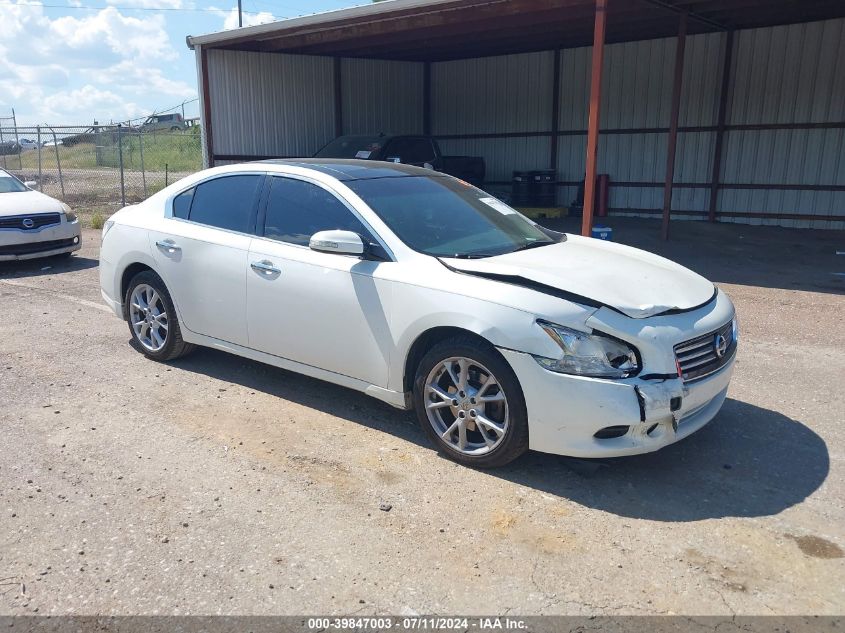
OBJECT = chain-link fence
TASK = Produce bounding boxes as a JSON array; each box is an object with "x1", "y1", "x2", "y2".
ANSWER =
[{"x1": 0, "y1": 124, "x2": 202, "y2": 226}]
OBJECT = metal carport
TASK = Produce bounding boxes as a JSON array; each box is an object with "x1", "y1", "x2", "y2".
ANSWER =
[{"x1": 187, "y1": 0, "x2": 845, "y2": 237}]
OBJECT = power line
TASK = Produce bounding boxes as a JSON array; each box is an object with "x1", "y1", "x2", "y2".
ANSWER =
[{"x1": 0, "y1": 0, "x2": 284, "y2": 15}]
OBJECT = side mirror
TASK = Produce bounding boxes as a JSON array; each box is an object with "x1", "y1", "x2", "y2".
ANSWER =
[
  {"x1": 24, "y1": 181, "x2": 37, "y2": 188},
  {"x1": 309, "y1": 230, "x2": 364, "y2": 256}
]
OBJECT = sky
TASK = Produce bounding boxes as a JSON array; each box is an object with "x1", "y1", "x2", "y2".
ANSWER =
[{"x1": 0, "y1": 0, "x2": 367, "y2": 125}]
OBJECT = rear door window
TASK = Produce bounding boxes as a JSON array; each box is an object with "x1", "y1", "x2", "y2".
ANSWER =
[
  {"x1": 172, "y1": 187, "x2": 194, "y2": 219},
  {"x1": 187, "y1": 175, "x2": 263, "y2": 233}
]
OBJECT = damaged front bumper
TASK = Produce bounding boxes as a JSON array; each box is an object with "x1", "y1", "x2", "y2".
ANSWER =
[{"x1": 499, "y1": 348, "x2": 735, "y2": 458}]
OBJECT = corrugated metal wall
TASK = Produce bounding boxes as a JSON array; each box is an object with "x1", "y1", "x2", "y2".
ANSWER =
[
  {"x1": 203, "y1": 18, "x2": 844, "y2": 228},
  {"x1": 554, "y1": 32, "x2": 724, "y2": 219},
  {"x1": 341, "y1": 58, "x2": 424, "y2": 135},
  {"x1": 206, "y1": 49, "x2": 335, "y2": 158},
  {"x1": 720, "y1": 19, "x2": 845, "y2": 228},
  {"x1": 433, "y1": 51, "x2": 554, "y2": 195},
  {"x1": 206, "y1": 51, "x2": 425, "y2": 160}
]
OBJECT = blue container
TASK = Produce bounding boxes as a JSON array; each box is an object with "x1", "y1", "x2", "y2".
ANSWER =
[{"x1": 591, "y1": 225, "x2": 613, "y2": 241}]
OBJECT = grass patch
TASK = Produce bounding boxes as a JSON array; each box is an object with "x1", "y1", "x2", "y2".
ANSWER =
[
  {"x1": 90, "y1": 212, "x2": 106, "y2": 230},
  {"x1": 19, "y1": 131, "x2": 202, "y2": 173}
]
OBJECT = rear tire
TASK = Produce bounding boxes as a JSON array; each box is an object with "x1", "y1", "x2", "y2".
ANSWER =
[
  {"x1": 413, "y1": 336, "x2": 529, "y2": 468},
  {"x1": 124, "y1": 270, "x2": 193, "y2": 361}
]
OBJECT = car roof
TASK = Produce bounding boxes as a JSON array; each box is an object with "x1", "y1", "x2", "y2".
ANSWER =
[{"x1": 258, "y1": 158, "x2": 438, "y2": 181}]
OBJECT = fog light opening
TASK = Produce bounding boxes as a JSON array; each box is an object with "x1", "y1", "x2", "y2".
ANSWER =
[
  {"x1": 73, "y1": 236, "x2": 79, "y2": 244},
  {"x1": 593, "y1": 425, "x2": 630, "y2": 440}
]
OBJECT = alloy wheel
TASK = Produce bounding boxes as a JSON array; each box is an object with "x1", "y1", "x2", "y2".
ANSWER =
[
  {"x1": 129, "y1": 283, "x2": 169, "y2": 352},
  {"x1": 424, "y1": 356, "x2": 509, "y2": 456}
]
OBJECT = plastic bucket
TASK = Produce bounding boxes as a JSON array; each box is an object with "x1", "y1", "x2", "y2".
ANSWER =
[{"x1": 591, "y1": 226, "x2": 612, "y2": 241}]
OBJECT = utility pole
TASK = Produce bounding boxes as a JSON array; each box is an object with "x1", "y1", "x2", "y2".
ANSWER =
[{"x1": 237, "y1": 0, "x2": 242, "y2": 27}]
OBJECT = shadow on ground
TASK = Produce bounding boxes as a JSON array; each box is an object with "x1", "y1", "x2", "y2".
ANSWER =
[
  {"x1": 496, "y1": 397, "x2": 830, "y2": 522},
  {"x1": 172, "y1": 347, "x2": 829, "y2": 523},
  {"x1": 0, "y1": 253, "x2": 98, "y2": 279}
]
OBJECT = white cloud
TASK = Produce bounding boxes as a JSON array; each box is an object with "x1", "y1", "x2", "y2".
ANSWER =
[
  {"x1": 105, "y1": 0, "x2": 184, "y2": 7},
  {"x1": 100, "y1": 61, "x2": 196, "y2": 100},
  {"x1": 50, "y1": 8, "x2": 176, "y2": 62},
  {"x1": 0, "y1": 0, "x2": 195, "y2": 124},
  {"x1": 41, "y1": 85, "x2": 140, "y2": 122},
  {"x1": 210, "y1": 7, "x2": 275, "y2": 31}
]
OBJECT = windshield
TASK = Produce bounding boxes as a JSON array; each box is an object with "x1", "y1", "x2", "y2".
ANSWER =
[
  {"x1": 0, "y1": 174, "x2": 28, "y2": 193},
  {"x1": 347, "y1": 176, "x2": 556, "y2": 258},
  {"x1": 315, "y1": 136, "x2": 383, "y2": 159}
]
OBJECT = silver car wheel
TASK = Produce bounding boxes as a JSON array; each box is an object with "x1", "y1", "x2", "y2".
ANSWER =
[
  {"x1": 424, "y1": 356, "x2": 509, "y2": 456},
  {"x1": 129, "y1": 283, "x2": 169, "y2": 352}
]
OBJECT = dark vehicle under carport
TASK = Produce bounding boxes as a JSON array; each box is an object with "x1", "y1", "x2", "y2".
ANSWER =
[{"x1": 315, "y1": 135, "x2": 485, "y2": 186}]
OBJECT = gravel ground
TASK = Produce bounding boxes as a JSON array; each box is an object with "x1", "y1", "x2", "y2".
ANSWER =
[{"x1": 0, "y1": 221, "x2": 843, "y2": 616}]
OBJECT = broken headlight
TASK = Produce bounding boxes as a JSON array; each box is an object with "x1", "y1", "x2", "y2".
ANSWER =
[{"x1": 534, "y1": 320, "x2": 641, "y2": 379}]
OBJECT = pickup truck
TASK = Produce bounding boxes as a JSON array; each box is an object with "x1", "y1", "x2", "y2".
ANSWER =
[{"x1": 314, "y1": 135, "x2": 485, "y2": 186}]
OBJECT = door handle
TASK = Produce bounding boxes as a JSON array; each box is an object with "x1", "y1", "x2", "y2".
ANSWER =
[
  {"x1": 155, "y1": 239, "x2": 181, "y2": 254},
  {"x1": 251, "y1": 260, "x2": 281, "y2": 276}
]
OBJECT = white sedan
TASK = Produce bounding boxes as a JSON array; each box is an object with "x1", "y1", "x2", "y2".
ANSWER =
[
  {"x1": 99, "y1": 160, "x2": 737, "y2": 468},
  {"x1": 0, "y1": 169, "x2": 81, "y2": 261}
]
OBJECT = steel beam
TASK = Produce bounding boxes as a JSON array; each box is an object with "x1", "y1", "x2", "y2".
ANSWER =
[
  {"x1": 333, "y1": 57, "x2": 343, "y2": 138},
  {"x1": 582, "y1": 0, "x2": 607, "y2": 238},
  {"x1": 200, "y1": 46, "x2": 215, "y2": 167},
  {"x1": 708, "y1": 29, "x2": 734, "y2": 222},
  {"x1": 660, "y1": 11, "x2": 687, "y2": 241},
  {"x1": 550, "y1": 49, "x2": 561, "y2": 171},
  {"x1": 423, "y1": 61, "x2": 432, "y2": 136}
]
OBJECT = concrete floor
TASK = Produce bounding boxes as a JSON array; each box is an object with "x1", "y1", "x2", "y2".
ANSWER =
[{"x1": 0, "y1": 221, "x2": 843, "y2": 616}]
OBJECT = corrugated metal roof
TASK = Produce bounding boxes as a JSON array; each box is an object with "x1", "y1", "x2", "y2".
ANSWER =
[{"x1": 187, "y1": 0, "x2": 845, "y2": 62}]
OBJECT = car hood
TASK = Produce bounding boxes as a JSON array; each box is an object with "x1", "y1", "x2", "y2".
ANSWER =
[
  {"x1": 440, "y1": 234, "x2": 715, "y2": 319},
  {"x1": 0, "y1": 190, "x2": 65, "y2": 216}
]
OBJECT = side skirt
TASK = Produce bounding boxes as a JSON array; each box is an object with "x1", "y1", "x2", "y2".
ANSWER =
[{"x1": 180, "y1": 329, "x2": 410, "y2": 410}]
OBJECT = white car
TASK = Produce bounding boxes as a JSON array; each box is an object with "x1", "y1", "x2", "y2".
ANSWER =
[
  {"x1": 0, "y1": 170, "x2": 81, "y2": 261},
  {"x1": 99, "y1": 160, "x2": 737, "y2": 468}
]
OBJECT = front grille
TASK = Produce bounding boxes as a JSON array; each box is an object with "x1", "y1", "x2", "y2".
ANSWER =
[
  {"x1": 0, "y1": 237, "x2": 77, "y2": 256},
  {"x1": 674, "y1": 320, "x2": 736, "y2": 382},
  {"x1": 0, "y1": 213, "x2": 61, "y2": 230}
]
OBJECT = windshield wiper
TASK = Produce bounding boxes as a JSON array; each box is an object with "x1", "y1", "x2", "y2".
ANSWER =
[
  {"x1": 450, "y1": 252, "x2": 494, "y2": 259},
  {"x1": 509, "y1": 240, "x2": 555, "y2": 254}
]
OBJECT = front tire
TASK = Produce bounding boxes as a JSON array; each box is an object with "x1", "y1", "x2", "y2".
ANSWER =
[
  {"x1": 413, "y1": 336, "x2": 529, "y2": 468},
  {"x1": 124, "y1": 270, "x2": 193, "y2": 361}
]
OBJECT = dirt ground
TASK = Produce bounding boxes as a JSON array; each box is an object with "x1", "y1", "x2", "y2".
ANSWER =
[{"x1": 0, "y1": 219, "x2": 843, "y2": 616}]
